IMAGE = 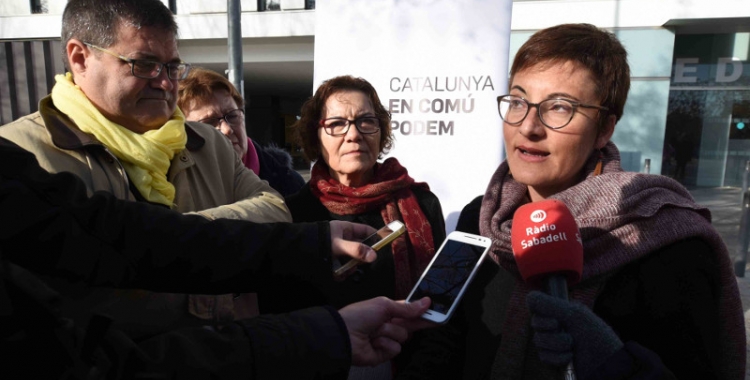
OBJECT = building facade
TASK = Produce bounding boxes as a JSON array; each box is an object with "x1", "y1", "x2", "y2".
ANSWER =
[{"x1": 1, "y1": 0, "x2": 748, "y2": 185}]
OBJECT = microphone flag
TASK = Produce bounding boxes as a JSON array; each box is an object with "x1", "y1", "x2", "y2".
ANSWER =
[{"x1": 511, "y1": 199, "x2": 583, "y2": 287}]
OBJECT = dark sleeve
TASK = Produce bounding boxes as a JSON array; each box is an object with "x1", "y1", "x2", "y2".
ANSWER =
[
  {"x1": 285, "y1": 183, "x2": 331, "y2": 223},
  {"x1": 594, "y1": 238, "x2": 724, "y2": 380},
  {"x1": 125, "y1": 305, "x2": 350, "y2": 380},
  {"x1": 455, "y1": 195, "x2": 482, "y2": 235},
  {"x1": 239, "y1": 305, "x2": 351, "y2": 379},
  {"x1": 393, "y1": 323, "x2": 465, "y2": 380},
  {"x1": 584, "y1": 342, "x2": 676, "y2": 380},
  {"x1": 2, "y1": 257, "x2": 351, "y2": 380},
  {"x1": 0, "y1": 137, "x2": 336, "y2": 295}
]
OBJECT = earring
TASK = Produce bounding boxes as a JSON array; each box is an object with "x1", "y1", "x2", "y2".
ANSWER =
[{"x1": 593, "y1": 151, "x2": 603, "y2": 176}]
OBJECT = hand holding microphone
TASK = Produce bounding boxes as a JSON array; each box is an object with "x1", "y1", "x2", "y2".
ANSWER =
[
  {"x1": 526, "y1": 291, "x2": 623, "y2": 380},
  {"x1": 511, "y1": 200, "x2": 622, "y2": 380}
]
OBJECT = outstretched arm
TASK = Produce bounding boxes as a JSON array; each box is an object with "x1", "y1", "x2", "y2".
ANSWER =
[
  {"x1": 0, "y1": 137, "x2": 375, "y2": 294},
  {"x1": 340, "y1": 297, "x2": 435, "y2": 366}
]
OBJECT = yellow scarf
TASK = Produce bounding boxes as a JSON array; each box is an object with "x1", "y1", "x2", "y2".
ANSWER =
[{"x1": 50, "y1": 73, "x2": 187, "y2": 207}]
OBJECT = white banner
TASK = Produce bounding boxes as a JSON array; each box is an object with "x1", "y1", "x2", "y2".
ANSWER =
[{"x1": 314, "y1": 0, "x2": 513, "y2": 232}]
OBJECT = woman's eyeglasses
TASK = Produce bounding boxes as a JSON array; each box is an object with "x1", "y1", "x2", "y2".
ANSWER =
[
  {"x1": 198, "y1": 109, "x2": 245, "y2": 127},
  {"x1": 319, "y1": 116, "x2": 381, "y2": 136},
  {"x1": 497, "y1": 94, "x2": 608, "y2": 130}
]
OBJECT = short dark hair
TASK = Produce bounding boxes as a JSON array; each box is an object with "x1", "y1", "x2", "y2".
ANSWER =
[
  {"x1": 511, "y1": 23, "x2": 630, "y2": 126},
  {"x1": 177, "y1": 67, "x2": 244, "y2": 113},
  {"x1": 293, "y1": 75, "x2": 394, "y2": 162},
  {"x1": 61, "y1": 0, "x2": 178, "y2": 71}
]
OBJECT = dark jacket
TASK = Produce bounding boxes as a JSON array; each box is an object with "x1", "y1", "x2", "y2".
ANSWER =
[
  {"x1": 258, "y1": 183, "x2": 445, "y2": 313},
  {"x1": 0, "y1": 137, "x2": 350, "y2": 379},
  {"x1": 399, "y1": 195, "x2": 704, "y2": 380},
  {"x1": 253, "y1": 141, "x2": 306, "y2": 197}
]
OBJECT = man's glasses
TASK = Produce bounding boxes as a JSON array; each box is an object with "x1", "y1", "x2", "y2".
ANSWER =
[
  {"x1": 497, "y1": 95, "x2": 608, "y2": 130},
  {"x1": 319, "y1": 116, "x2": 381, "y2": 136},
  {"x1": 198, "y1": 109, "x2": 245, "y2": 128},
  {"x1": 84, "y1": 42, "x2": 191, "y2": 80}
]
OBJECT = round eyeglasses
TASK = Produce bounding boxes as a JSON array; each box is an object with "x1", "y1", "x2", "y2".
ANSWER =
[
  {"x1": 319, "y1": 116, "x2": 381, "y2": 136},
  {"x1": 84, "y1": 42, "x2": 191, "y2": 80},
  {"x1": 198, "y1": 109, "x2": 245, "y2": 128},
  {"x1": 497, "y1": 95, "x2": 608, "y2": 130}
]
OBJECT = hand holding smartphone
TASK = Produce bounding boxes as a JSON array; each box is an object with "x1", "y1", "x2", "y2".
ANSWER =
[
  {"x1": 405, "y1": 231, "x2": 491, "y2": 324},
  {"x1": 333, "y1": 220, "x2": 406, "y2": 279}
]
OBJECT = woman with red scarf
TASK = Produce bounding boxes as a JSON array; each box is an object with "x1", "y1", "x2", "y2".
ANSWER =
[{"x1": 257, "y1": 75, "x2": 445, "y2": 378}]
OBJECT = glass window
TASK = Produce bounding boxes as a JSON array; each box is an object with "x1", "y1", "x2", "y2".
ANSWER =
[
  {"x1": 663, "y1": 33, "x2": 750, "y2": 187},
  {"x1": 30, "y1": 0, "x2": 44, "y2": 14}
]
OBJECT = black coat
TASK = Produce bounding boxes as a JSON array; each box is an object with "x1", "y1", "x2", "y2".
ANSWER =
[
  {"x1": 253, "y1": 141, "x2": 305, "y2": 197},
  {"x1": 398, "y1": 195, "x2": 720, "y2": 380},
  {"x1": 0, "y1": 137, "x2": 351, "y2": 379}
]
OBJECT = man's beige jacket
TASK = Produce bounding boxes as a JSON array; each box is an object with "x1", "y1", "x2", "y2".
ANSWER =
[{"x1": 0, "y1": 96, "x2": 292, "y2": 338}]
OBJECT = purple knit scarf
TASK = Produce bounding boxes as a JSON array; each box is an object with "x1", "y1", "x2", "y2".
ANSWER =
[{"x1": 479, "y1": 142, "x2": 745, "y2": 380}]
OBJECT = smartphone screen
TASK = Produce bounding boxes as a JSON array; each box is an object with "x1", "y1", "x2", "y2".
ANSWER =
[
  {"x1": 408, "y1": 238, "x2": 488, "y2": 315},
  {"x1": 360, "y1": 225, "x2": 396, "y2": 247}
]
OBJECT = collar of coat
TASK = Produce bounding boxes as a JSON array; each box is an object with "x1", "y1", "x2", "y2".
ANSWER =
[{"x1": 38, "y1": 95, "x2": 205, "y2": 152}]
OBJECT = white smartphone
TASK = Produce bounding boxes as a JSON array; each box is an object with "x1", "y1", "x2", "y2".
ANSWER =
[
  {"x1": 405, "y1": 231, "x2": 491, "y2": 324},
  {"x1": 333, "y1": 220, "x2": 406, "y2": 279}
]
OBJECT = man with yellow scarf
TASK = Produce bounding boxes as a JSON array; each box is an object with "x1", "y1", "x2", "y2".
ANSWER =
[{"x1": 0, "y1": 0, "x2": 291, "y2": 339}]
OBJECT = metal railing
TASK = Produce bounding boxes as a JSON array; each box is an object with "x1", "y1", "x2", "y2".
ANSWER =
[{"x1": 742, "y1": 160, "x2": 750, "y2": 202}]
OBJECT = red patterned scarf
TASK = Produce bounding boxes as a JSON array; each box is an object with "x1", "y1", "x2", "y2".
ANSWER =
[
  {"x1": 310, "y1": 157, "x2": 436, "y2": 299},
  {"x1": 478, "y1": 142, "x2": 745, "y2": 380}
]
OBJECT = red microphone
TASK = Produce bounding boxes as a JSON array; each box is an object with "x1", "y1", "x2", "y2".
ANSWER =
[
  {"x1": 512, "y1": 199, "x2": 583, "y2": 379},
  {"x1": 511, "y1": 199, "x2": 583, "y2": 299}
]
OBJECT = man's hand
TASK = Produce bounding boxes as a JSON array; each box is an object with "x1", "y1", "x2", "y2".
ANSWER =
[
  {"x1": 338, "y1": 297, "x2": 436, "y2": 367},
  {"x1": 329, "y1": 220, "x2": 378, "y2": 264}
]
